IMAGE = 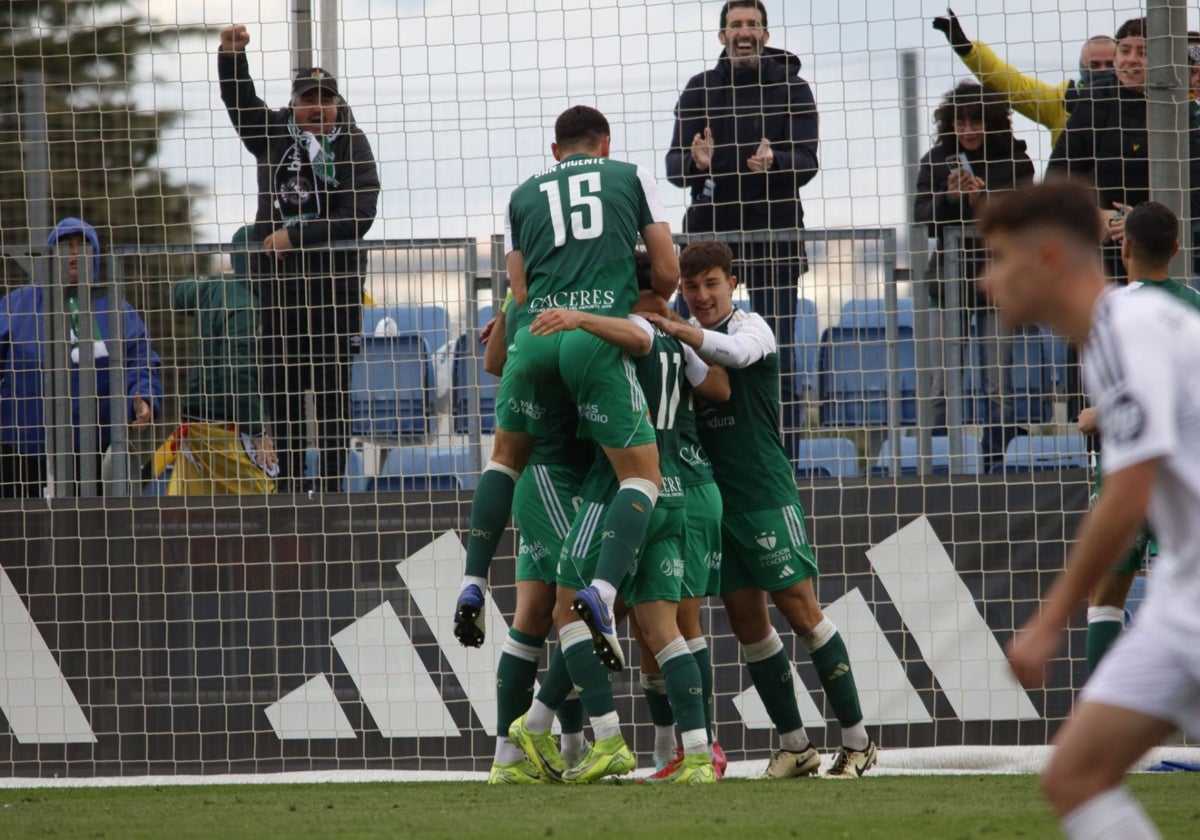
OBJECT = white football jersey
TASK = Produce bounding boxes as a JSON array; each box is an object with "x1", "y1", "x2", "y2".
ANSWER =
[{"x1": 1083, "y1": 284, "x2": 1200, "y2": 656}]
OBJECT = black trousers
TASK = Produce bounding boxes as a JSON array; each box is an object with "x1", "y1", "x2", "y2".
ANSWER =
[
  {"x1": 260, "y1": 330, "x2": 352, "y2": 494},
  {"x1": 0, "y1": 444, "x2": 103, "y2": 498}
]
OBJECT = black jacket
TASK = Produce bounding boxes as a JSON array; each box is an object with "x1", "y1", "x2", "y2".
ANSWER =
[
  {"x1": 218, "y1": 51, "x2": 380, "y2": 339},
  {"x1": 1046, "y1": 76, "x2": 1200, "y2": 217},
  {"x1": 914, "y1": 137, "x2": 1034, "y2": 306},
  {"x1": 665, "y1": 47, "x2": 818, "y2": 234}
]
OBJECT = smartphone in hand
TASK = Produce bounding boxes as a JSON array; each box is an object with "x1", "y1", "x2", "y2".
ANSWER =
[{"x1": 956, "y1": 152, "x2": 975, "y2": 178}]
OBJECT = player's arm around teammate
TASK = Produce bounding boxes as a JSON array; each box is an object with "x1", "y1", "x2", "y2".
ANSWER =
[{"x1": 647, "y1": 241, "x2": 876, "y2": 779}]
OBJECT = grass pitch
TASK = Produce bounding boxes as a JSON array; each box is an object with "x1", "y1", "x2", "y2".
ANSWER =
[{"x1": 2, "y1": 775, "x2": 1197, "y2": 839}]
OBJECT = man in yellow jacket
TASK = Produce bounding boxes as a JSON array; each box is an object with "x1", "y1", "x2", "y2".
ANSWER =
[{"x1": 933, "y1": 8, "x2": 1114, "y2": 147}]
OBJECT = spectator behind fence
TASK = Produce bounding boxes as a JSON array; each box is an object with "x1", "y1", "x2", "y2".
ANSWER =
[
  {"x1": 218, "y1": 24, "x2": 380, "y2": 493},
  {"x1": 0, "y1": 217, "x2": 162, "y2": 497},
  {"x1": 664, "y1": 0, "x2": 818, "y2": 455},
  {"x1": 914, "y1": 82, "x2": 1033, "y2": 465},
  {"x1": 164, "y1": 225, "x2": 278, "y2": 495},
  {"x1": 1046, "y1": 17, "x2": 1200, "y2": 283},
  {"x1": 932, "y1": 8, "x2": 1114, "y2": 147}
]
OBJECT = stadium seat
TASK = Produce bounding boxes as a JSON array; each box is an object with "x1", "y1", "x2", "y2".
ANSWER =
[
  {"x1": 343, "y1": 448, "x2": 370, "y2": 492},
  {"x1": 998, "y1": 433, "x2": 1089, "y2": 473},
  {"x1": 349, "y1": 333, "x2": 434, "y2": 439},
  {"x1": 818, "y1": 316, "x2": 917, "y2": 428},
  {"x1": 837, "y1": 297, "x2": 915, "y2": 330},
  {"x1": 1048, "y1": 332, "x2": 1070, "y2": 391},
  {"x1": 870, "y1": 434, "x2": 982, "y2": 477},
  {"x1": 364, "y1": 303, "x2": 451, "y2": 356},
  {"x1": 794, "y1": 436, "x2": 859, "y2": 478},
  {"x1": 1009, "y1": 326, "x2": 1052, "y2": 424},
  {"x1": 452, "y1": 305, "x2": 498, "y2": 434},
  {"x1": 369, "y1": 444, "x2": 472, "y2": 491},
  {"x1": 792, "y1": 298, "x2": 819, "y2": 397}
]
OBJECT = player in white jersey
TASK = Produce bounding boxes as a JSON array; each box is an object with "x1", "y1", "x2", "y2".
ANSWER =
[{"x1": 984, "y1": 180, "x2": 1200, "y2": 840}]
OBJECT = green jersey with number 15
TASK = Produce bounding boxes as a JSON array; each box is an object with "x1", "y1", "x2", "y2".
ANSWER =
[{"x1": 505, "y1": 153, "x2": 669, "y2": 331}]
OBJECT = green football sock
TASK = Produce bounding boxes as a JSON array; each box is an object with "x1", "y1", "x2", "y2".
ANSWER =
[
  {"x1": 807, "y1": 628, "x2": 864, "y2": 728},
  {"x1": 557, "y1": 696, "x2": 584, "y2": 735},
  {"x1": 562, "y1": 626, "x2": 615, "y2": 718},
  {"x1": 1087, "y1": 607, "x2": 1124, "y2": 674},
  {"x1": 745, "y1": 648, "x2": 803, "y2": 734},
  {"x1": 495, "y1": 628, "x2": 542, "y2": 738},
  {"x1": 592, "y1": 484, "x2": 655, "y2": 589},
  {"x1": 689, "y1": 641, "x2": 715, "y2": 741},
  {"x1": 535, "y1": 644, "x2": 573, "y2": 710},
  {"x1": 640, "y1": 672, "x2": 675, "y2": 727},
  {"x1": 658, "y1": 638, "x2": 707, "y2": 738},
  {"x1": 463, "y1": 465, "x2": 518, "y2": 579}
]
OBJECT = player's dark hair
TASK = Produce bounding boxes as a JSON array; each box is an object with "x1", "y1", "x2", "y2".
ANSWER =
[
  {"x1": 719, "y1": 0, "x2": 767, "y2": 30},
  {"x1": 1124, "y1": 202, "x2": 1179, "y2": 267},
  {"x1": 679, "y1": 240, "x2": 733, "y2": 280},
  {"x1": 1115, "y1": 17, "x2": 1145, "y2": 41},
  {"x1": 977, "y1": 179, "x2": 1102, "y2": 248},
  {"x1": 554, "y1": 106, "x2": 609, "y2": 150},
  {"x1": 633, "y1": 249, "x2": 653, "y2": 291}
]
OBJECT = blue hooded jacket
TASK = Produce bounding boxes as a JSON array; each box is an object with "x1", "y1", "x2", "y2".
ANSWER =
[{"x1": 0, "y1": 218, "x2": 163, "y2": 455}]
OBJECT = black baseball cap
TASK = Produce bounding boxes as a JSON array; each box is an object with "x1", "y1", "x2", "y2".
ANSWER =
[{"x1": 292, "y1": 67, "x2": 340, "y2": 98}]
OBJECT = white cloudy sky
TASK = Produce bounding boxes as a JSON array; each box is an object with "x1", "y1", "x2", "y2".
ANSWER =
[{"x1": 134, "y1": 0, "x2": 1177, "y2": 245}]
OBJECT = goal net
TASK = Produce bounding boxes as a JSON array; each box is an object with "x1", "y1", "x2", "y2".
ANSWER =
[{"x1": 0, "y1": 0, "x2": 1190, "y2": 778}]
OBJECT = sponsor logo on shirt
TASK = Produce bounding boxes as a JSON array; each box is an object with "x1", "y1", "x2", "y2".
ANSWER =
[
  {"x1": 579, "y1": 403, "x2": 609, "y2": 423},
  {"x1": 527, "y1": 289, "x2": 617, "y2": 312},
  {"x1": 1104, "y1": 389, "x2": 1146, "y2": 445},
  {"x1": 700, "y1": 414, "x2": 735, "y2": 429},
  {"x1": 679, "y1": 444, "x2": 710, "y2": 466},
  {"x1": 661, "y1": 475, "x2": 683, "y2": 497},
  {"x1": 508, "y1": 398, "x2": 545, "y2": 420}
]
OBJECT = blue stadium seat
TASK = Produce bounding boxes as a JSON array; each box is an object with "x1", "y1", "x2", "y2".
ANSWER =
[
  {"x1": 1048, "y1": 333, "x2": 1070, "y2": 391},
  {"x1": 792, "y1": 298, "x2": 819, "y2": 397},
  {"x1": 838, "y1": 297, "x2": 915, "y2": 330},
  {"x1": 344, "y1": 448, "x2": 370, "y2": 492},
  {"x1": 451, "y1": 305, "x2": 497, "y2": 434},
  {"x1": 870, "y1": 434, "x2": 982, "y2": 477},
  {"x1": 794, "y1": 436, "x2": 859, "y2": 478},
  {"x1": 370, "y1": 445, "x2": 472, "y2": 491},
  {"x1": 999, "y1": 434, "x2": 1089, "y2": 473},
  {"x1": 364, "y1": 303, "x2": 451, "y2": 355},
  {"x1": 144, "y1": 464, "x2": 172, "y2": 496},
  {"x1": 1009, "y1": 326, "x2": 1052, "y2": 424},
  {"x1": 349, "y1": 333, "x2": 433, "y2": 439},
  {"x1": 818, "y1": 320, "x2": 917, "y2": 427},
  {"x1": 304, "y1": 448, "x2": 319, "y2": 480}
]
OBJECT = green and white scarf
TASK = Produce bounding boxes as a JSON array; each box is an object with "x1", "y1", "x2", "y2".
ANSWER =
[{"x1": 287, "y1": 117, "x2": 341, "y2": 188}]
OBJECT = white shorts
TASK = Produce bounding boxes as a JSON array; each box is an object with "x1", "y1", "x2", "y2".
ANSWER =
[{"x1": 1081, "y1": 620, "x2": 1200, "y2": 740}]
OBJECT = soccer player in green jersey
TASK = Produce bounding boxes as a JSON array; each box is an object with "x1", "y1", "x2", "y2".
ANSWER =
[
  {"x1": 473, "y1": 297, "x2": 591, "y2": 785},
  {"x1": 1080, "y1": 201, "x2": 1200, "y2": 674},
  {"x1": 647, "y1": 241, "x2": 877, "y2": 779},
  {"x1": 509, "y1": 297, "x2": 729, "y2": 784},
  {"x1": 455, "y1": 106, "x2": 680, "y2": 672}
]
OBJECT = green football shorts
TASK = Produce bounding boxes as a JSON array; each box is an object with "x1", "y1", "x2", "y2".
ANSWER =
[
  {"x1": 682, "y1": 481, "x2": 723, "y2": 599},
  {"x1": 495, "y1": 327, "x2": 655, "y2": 449},
  {"x1": 514, "y1": 463, "x2": 583, "y2": 585},
  {"x1": 720, "y1": 503, "x2": 819, "y2": 594},
  {"x1": 557, "y1": 500, "x2": 685, "y2": 606}
]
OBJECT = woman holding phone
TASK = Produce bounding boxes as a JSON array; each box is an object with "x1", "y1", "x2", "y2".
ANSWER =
[{"x1": 914, "y1": 81, "x2": 1034, "y2": 468}]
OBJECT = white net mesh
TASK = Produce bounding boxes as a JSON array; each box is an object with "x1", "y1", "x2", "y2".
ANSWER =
[{"x1": 0, "y1": 0, "x2": 1193, "y2": 777}]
